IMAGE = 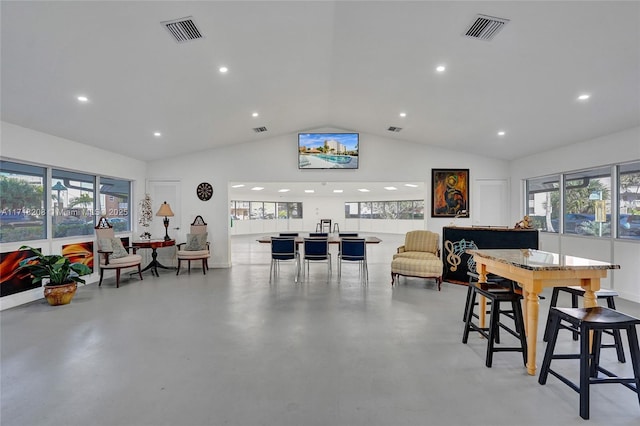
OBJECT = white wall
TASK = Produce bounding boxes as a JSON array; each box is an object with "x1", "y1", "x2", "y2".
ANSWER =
[
  {"x1": 6, "y1": 121, "x2": 636, "y2": 304},
  {"x1": 146, "y1": 129, "x2": 510, "y2": 268},
  {"x1": 0, "y1": 122, "x2": 148, "y2": 309},
  {"x1": 509, "y1": 126, "x2": 640, "y2": 302}
]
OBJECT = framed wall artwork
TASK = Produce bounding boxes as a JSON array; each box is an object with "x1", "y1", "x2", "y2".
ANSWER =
[
  {"x1": 432, "y1": 169, "x2": 470, "y2": 218},
  {"x1": 0, "y1": 248, "x2": 42, "y2": 297},
  {"x1": 62, "y1": 241, "x2": 94, "y2": 274}
]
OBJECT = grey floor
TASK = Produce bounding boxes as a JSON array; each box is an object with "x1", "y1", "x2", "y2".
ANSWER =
[{"x1": 2, "y1": 233, "x2": 640, "y2": 426}]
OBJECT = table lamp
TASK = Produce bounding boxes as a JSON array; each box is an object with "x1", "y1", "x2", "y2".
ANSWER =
[{"x1": 156, "y1": 201, "x2": 175, "y2": 241}]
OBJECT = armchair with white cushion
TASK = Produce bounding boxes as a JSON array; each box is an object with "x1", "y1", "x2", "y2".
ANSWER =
[
  {"x1": 176, "y1": 215, "x2": 210, "y2": 275},
  {"x1": 95, "y1": 216, "x2": 143, "y2": 288}
]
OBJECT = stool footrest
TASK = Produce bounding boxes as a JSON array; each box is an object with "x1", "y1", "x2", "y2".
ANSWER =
[
  {"x1": 549, "y1": 353, "x2": 581, "y2": 360},
  {"x1": 492, "y1": 347, "x2": 527, "y2": 353},
  {"x1": 547, "y1": 369, "x2": 580, "y2": 393},
  {"x1": 595, "y1": 366, "x2": 639, "y2": 393}
]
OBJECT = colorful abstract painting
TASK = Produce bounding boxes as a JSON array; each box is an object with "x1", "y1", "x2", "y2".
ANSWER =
[
  {"x1": 432, "y1": 169, "x2": 470, "y2": 218},
  {"x1": 0, "y1": 248, "x2": 42, "y2": 297},
  {"x1": 62, "y1": 241, "x2": 94, "y2": 274}
]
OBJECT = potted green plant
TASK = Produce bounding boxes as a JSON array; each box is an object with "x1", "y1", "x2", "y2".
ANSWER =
[{"x1": 18, "y1": 246, "x2": 92, "y2": 306}]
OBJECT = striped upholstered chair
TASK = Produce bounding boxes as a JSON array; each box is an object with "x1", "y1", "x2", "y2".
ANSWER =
[{"x1": 391, "y1": 230, "x2": 443, "y2": 290}]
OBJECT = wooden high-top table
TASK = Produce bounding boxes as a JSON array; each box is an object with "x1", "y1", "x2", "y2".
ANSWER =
[{"x1": 467, "y1": 248, "x2": 619, "y2": 376}]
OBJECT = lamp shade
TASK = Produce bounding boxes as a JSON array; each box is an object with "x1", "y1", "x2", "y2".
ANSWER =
[{"x1": 156, "y1": 201, "x2": 174, "y2": 217}]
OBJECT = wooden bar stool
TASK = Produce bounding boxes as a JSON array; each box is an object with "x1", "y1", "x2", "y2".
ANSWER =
[
  {"x1": 462, "y1": 281, "x2": 528, "y2": 368},
  {"x1": 543, "y1": 286, "x2": 626, "y2": 363},
  {"x1": 539, "y1": 306, "x2": 640, "y2": 420}
]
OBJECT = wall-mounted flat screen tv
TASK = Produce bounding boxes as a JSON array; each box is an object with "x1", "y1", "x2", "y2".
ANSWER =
[{"x1": 298, "y1": 133, "x2": 359, "y2": 169}]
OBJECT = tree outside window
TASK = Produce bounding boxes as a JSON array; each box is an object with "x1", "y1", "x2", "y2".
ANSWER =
[
  {"x1": 0, "y1": 161, "x2": 46, "y2": 243},
  {"x1": 619, "y1": 161, "x2": 640, "y2": 239},
  {"x1": 564, "y1": 168, "x2": 611, "y2": 237},
  {"x1": 526, "y1": 175, "x2": 559, "y2": 233},
  {"x1": 52, "y1": 170, "x2": 95, "y2": 238}
]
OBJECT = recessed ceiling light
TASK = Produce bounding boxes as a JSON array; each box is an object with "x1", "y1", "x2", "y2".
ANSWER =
[
  {"x1": 404, "y1": 183, "x2": 418, "y2": 188},
  {"x1": 399, "y1": 112, "x2": 407, "y2": 118},
  {"x1": 153, "y1": 132, "x2": 162, "y2": 137},
  {"x1": 333, "y1": 189, "x2": 343, "y2": 193},
  {"x1": 304, "y1": 189, "x2": 314, "y2": 193},
  {"x1": 231, "y1": 184, "x2": 245, "y2": 188},
  {"x1": 358, "y1": 188, "x2": 370, "y2": 192},
  {"x1": 436, "y1": 65, "x2": 446, "y2": 73},
  {"x1": 384, "y1": 186, "x2": 397, "y2": 191},
  {"x1": 278, "y1": 189, "x2": 290, "y2": 192},
  {"x1": 577, "y1": 94, "x2": 590, "y2": 101},
  {"x1": 251, "y1": 186, "x2": 264, "y2": 191},
  {"x1": 219, "y1": 66, "x2": 228, "y2": 73},
  {"x1": 497, "y1": 131, "x2": 506, "y2": 136},
  {"x1": 252, "y1": 112, "x2": 259, "y2": 117},
  {"x1": 77, "y1": 96, "x2": 89, "y2": 102}
]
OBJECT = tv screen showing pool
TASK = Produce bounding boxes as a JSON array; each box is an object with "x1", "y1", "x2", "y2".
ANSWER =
[{"x1": 298, "y1": 133, "x2": 359, "y2": 169}]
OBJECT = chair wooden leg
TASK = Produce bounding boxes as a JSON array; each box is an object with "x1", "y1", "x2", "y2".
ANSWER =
[
  {"x1": 137, "y1": 264, "x2": 143, "y2": 281},
  {"x1": 99, "y1": 269, "x2": 104, "y2": 286},
  {"x1": 116, "y1": 268, "x2": 121, "y2": 288},
  {"x1": 176, "y1": 259, "x2": 181, "y2": 275},
  {"x1": 188, "y1": 260, "x2": 191, "y2": 273},
  {"x1": 202, "y1": 259, "x2": 207, "y2": 275}
]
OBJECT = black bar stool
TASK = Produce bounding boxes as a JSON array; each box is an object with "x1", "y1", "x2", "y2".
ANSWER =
[
  {"x1": 462, "y1": 281, "x2": 528, "y2": 368},
  {"x1": 543, "y1": 286, "x2": 626, "y2": 363},
  {"x1": 539, "y1": 306, "x2": 640, "y2": 420},
  {"x1": 463, "y1": 271, "x2": 517, "y2": 322}
]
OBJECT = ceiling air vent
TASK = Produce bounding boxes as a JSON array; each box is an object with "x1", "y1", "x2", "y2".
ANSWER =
[
  {"x1": 388, "y1": 126, "x2": 402, "y2": 133},
  {"x1": 253, "y1": 127, "x2": 268, "y2": 133},
  {"x1": 161, "y1": 16, "x2": 203, "y2": 43},
  {"x1": 463, "y1": 14, "x2": 509, "y2": 41}
]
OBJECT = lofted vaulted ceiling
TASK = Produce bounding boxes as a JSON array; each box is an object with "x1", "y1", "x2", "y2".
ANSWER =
[{"x1": 1, "y1": 1, "x2": 639, "y2": 162}]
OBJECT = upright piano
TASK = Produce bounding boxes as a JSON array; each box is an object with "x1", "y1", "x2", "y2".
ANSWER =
[{"x1": 442, "y1": 226, "x2": 539, "y2": 283}]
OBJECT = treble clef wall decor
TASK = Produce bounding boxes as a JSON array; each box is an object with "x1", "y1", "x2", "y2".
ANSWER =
[{"x1": 444, "y1": 240, "x2": 461, "y2": 272}]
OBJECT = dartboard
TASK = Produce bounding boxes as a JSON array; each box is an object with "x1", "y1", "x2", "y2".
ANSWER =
[{"x1": 196, "y1": 182, "x2": 213, "y2": 201}]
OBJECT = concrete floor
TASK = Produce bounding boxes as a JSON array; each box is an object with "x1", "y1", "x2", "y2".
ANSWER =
[{"x1": 1, "y1": 233, "x2": 639, "y2": 426}]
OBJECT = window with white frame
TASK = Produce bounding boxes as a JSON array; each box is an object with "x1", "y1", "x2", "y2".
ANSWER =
[
  {"x1": 618, "y1": 161, "x2": 640, "y2": 240},
  {"x1": 564, "y1": 167, "x2": 611, "y2": 237},
  {"x1": 51, "y1": 169, "x2": 95, "y2": 238},
  {"x1": 230, "y1": 201, "x2": 302, "y2": 221},
  {"x1": 344, "y1": 200, "x2": 424, "y2": 219},
  {"x1": 0, "y1": 161, "x2": 46, "y2": 243},
  {"x1": 99, "y1": 177, "x2": 131, "y2": 232},
  {"x1": 525, "y1": 163, "x2": 638, "y2": 240},
  {"x1": 526, "y1": 175, "x2": 560, "y2": 233}
]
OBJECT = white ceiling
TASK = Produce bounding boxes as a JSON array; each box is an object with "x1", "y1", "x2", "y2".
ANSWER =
[
  {"x1": 1, "y1": 1, "x2": 639, "y2": 165},
  {"x1": 228, "y1": 181, "x2": 425, "y2": 201}
]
